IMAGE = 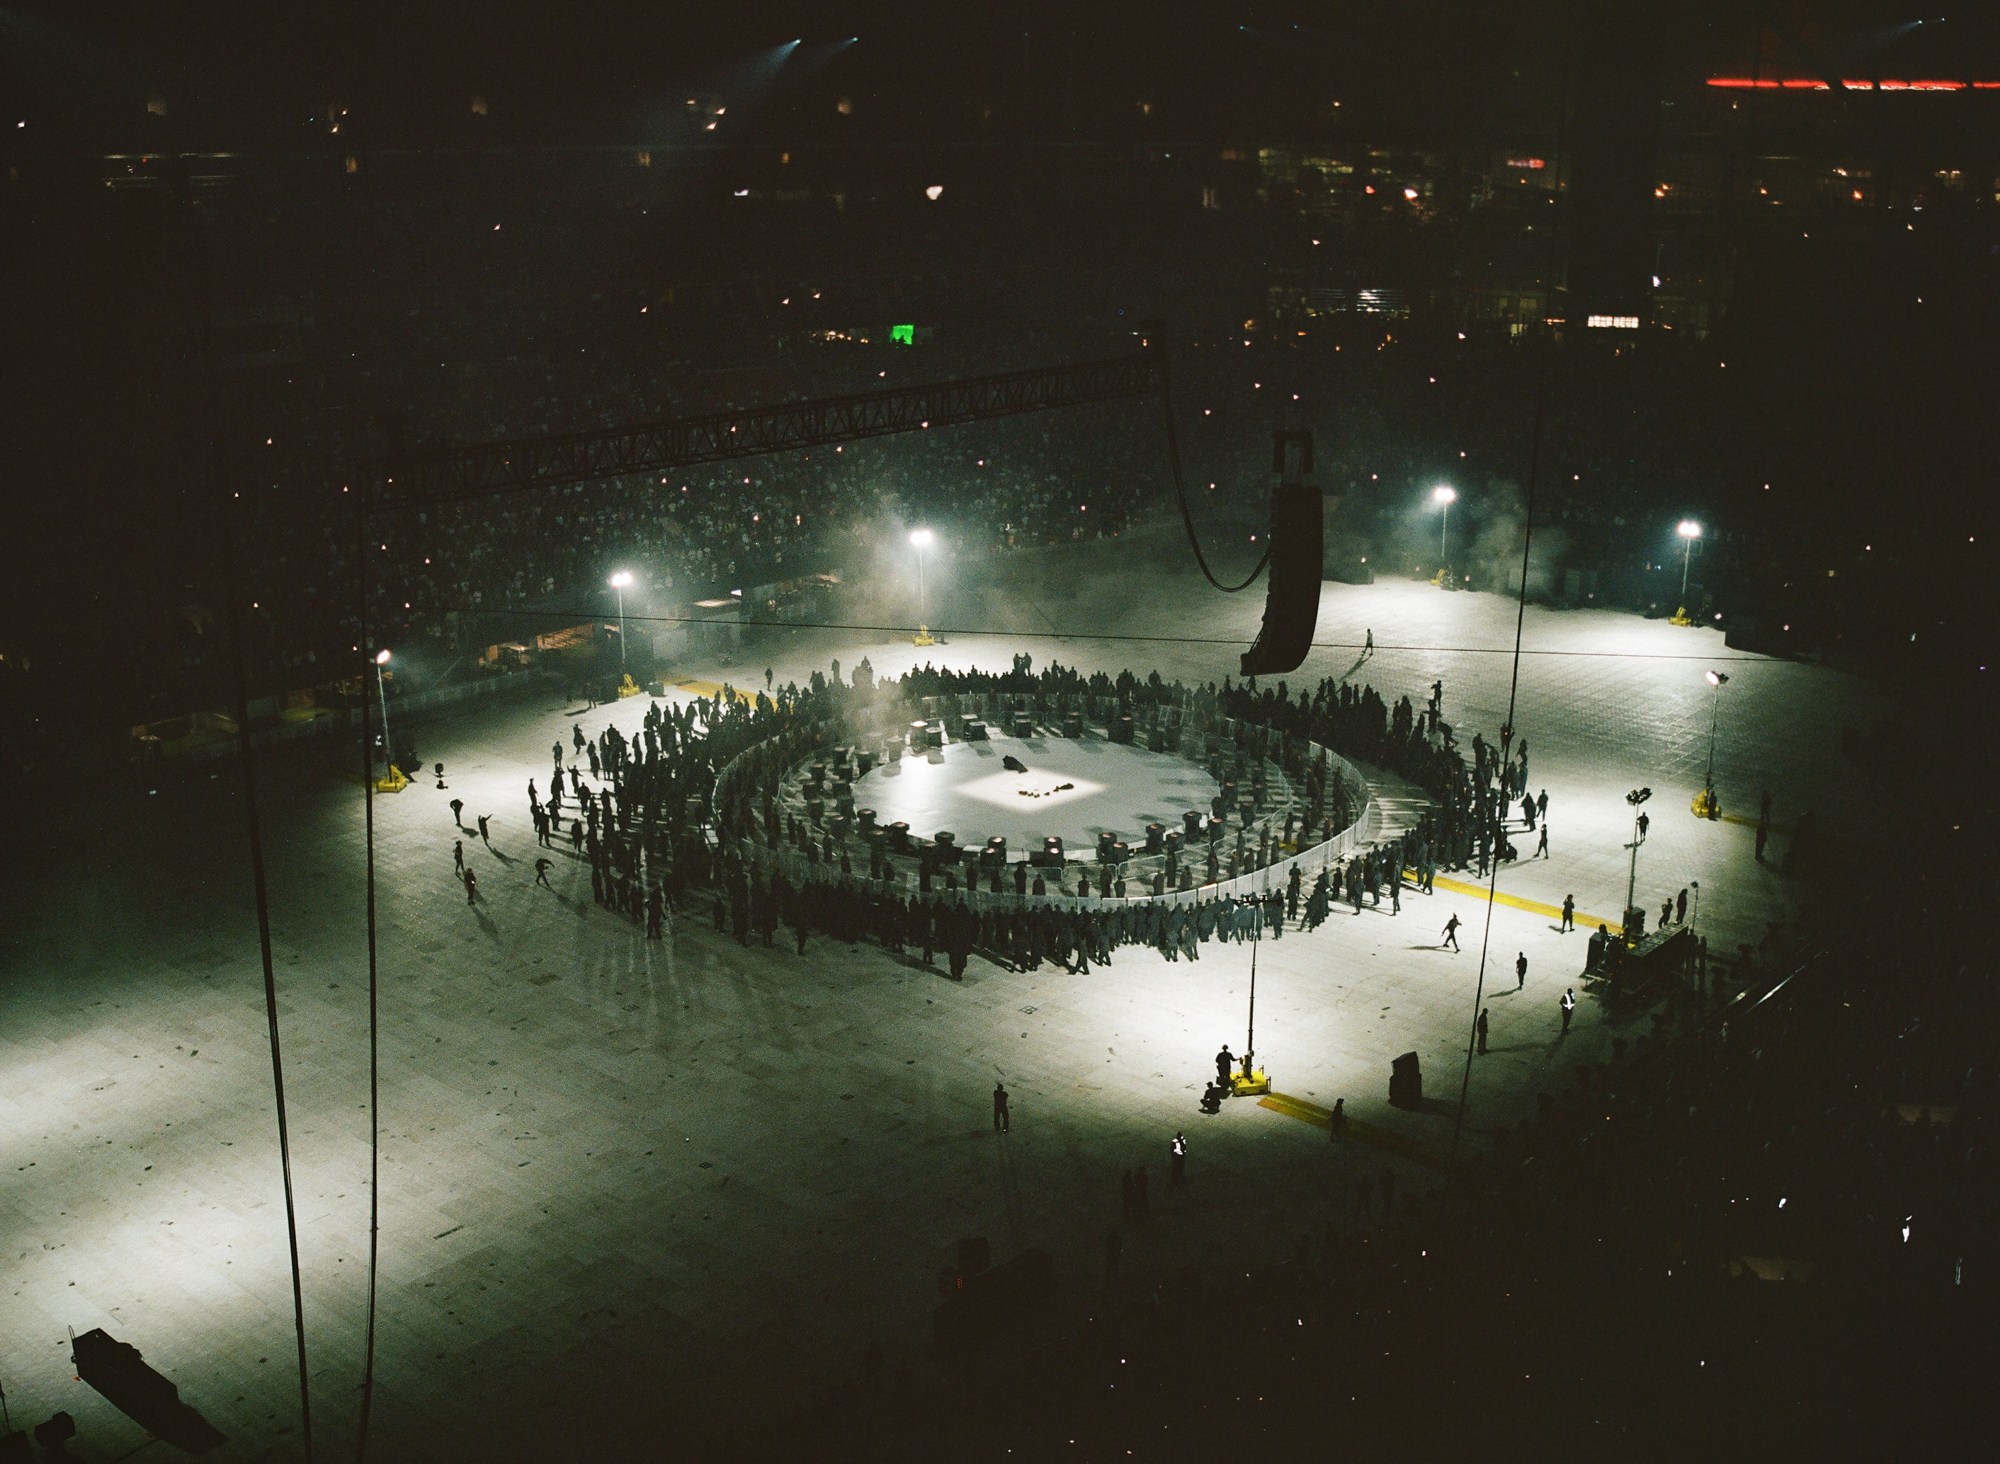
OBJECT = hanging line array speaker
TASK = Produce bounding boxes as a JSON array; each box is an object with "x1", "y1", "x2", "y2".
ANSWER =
[{"x1": 1240, "y1": 429, "x2": 1322, "y2": 677}]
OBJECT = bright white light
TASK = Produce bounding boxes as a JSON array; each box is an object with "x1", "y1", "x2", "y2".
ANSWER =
[
  {"x1": 1432, "y1": 485, "x2": 1457, "y2": 505},
  {"x1": 909, "y1": 528, "x2": 935, "y2": 548},
  {"x1": 609, "y1": 571, "x2": 634, "y2": 588},
  {"x1": 375, "y1": 649, "x2": 391, "y2": 665},
  {"x1": 1403, "y1": 187, "x2": 1419, "y2": 201},
  {"x1": 1677, "y1": 519, "x2": 1702, "y2": 538},
  {"x1": 925, "y1": 185, "x2": 944, "y2": 201}
]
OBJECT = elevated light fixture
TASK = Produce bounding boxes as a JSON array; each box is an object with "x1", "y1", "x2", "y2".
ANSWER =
[
  {"x1": 1698, "y1": 671, "x2": 1730, "y2": 819},
  {"x1": 1676, "y1": 519, "x2": 1703, "y2": 619},
  {"x1": 372, "y1": 648, "x2": 394, "y2": 769},
  {"x1": 1432, "y1": 484, "x2": 1457, "y2": 565},
  {"x1": 609, "y1": 571, "x2": 634, "y2": 666},
  {"x1": 909, "y1": 529, "x2": 935, "y2": 638},
  {"x1": 1623, "y1": 786, "x2": 1653, "y2": 937}
]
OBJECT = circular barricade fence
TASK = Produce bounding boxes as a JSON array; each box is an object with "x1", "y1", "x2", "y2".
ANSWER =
[{"x1": 708, "y1": 674, "x2": 1395, "y2": 913}]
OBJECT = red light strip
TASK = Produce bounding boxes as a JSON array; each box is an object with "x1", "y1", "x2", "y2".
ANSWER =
[{"x1": 1707, "y1": 76, "x2": 1987, "y2": 91}]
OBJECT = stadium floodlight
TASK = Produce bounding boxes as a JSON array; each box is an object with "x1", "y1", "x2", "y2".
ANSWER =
[
  {"x1": 910, "y1": 529, "x2": 935, "y2": 634},
  {"x1": 609, "y1": 571, "x2": 634, "y2": 665},
  {"x1": 1675, "y1": 520, "x2": 1703, "y2": 614},
  {"x1": 1623, "y1": 786, "x2": 1653, "y2": 934},
  {"x1": 372, "y1": 648, "x2": 394, "y2": 769},
  {"x1": 1698, "y1": 671, "x2": 1730, "y2": 819},
  {"x1": 1432, "y1": 484, "x2": 1457, "y2": 564}
]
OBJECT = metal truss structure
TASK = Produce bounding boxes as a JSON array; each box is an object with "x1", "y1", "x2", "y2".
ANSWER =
[{"x1": 366, "y1": 352, "x2": 1163, "y2": 510}]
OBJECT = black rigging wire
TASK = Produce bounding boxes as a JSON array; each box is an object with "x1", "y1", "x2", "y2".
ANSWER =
[
  {"x1": 1158, "y1": 346, "x2": 1270, "y2": 593},
  {"x1": 1451, "y1": 11, "x2": 1574, "y2": 1166},
  {"x1": 354, "y1": 499, "x2": 385, "y2": 1463},
  {"x1": 186, "y1": 167, "x2": 315, "y2": 1460}
]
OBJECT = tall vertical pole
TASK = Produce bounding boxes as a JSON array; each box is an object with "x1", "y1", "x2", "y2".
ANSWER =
[
  {"x1": 1625, "y1": 814, "x2": 1641, "y2": 934},
  {"x1": 617, "y1": 583, "x2": 628, "y2": 666},
  {"x1": 1705, "y1": 680, "x2": 1721, "y2": 788},
  {"x1": 917, "y1": 543, "x2": 928, "y2": 625},
  {"x1": 1680, "y1": 535, "x2": 1694, "y2": 605},
  {"x1": 375, "y1": 660, "x2": 394, "y2": 771},
  {"x1": 1440, "y1": 501, "x2": 1450, "y2": 563},
  {"x1": 1244, "y1": 929, "x2": 1258, "y2": 1077}
]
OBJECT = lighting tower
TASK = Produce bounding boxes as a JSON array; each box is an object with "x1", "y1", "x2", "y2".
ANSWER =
[
  {"x1": 1694, "y1": 670, "x2": 1729, "y2": 819},
  {"x1": 1623, "y1": 786, "x2": 1653, "y2": 940},
  {"x1": 1433, "y1": 485, "x2": 1457, "y2": 571},
  {"x1": 909, "y1": 528, "x2": 935, "y2": 645},
  {"x1": 1673, "y1": 520, "x2": 1701, "y2": 625},
  {"x1": 609, "y1": 571, "x2": 634, "y2": 666},
  {"x1": 373, "y1": 648, "x2": 394, "y2": 771}
]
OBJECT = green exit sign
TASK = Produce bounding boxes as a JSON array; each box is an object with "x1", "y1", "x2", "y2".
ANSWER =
[{"x1": 889, "y1": 323, "x2": 914, "y2": 345}]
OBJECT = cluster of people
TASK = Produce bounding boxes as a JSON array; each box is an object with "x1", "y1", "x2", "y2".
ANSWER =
[{"x1": 688, "y1": 658, "x2": 1578, "y2": 979}]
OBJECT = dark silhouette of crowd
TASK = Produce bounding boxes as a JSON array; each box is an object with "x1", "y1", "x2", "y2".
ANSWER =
[{"x1": 544, "y1": 650, "x2": 1582, "y2": 1003}]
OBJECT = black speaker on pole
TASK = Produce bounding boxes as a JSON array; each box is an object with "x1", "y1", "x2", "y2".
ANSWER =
[{"x1": 1241, "y1": 430, "x2": 1322, "y2": 677}]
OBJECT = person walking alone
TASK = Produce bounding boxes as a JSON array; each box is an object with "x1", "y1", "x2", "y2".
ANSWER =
[
  {"x1": 1516, "y1": 951, "x2": 1528, "y2": 990},
  {"x1": 992, "y1": 1082, "x2": 1011, "y2": 1133},
  {"x1": 463, "y1": 866, "x2": 478, "y2": 905},
  {"x1": 454, "y1": 839, "x2": 465, "y2": 876},
  {"x1": 1442, "y1": 914, "x2": 1461, "y2": 952},
  {"x1": 1534, "y1": 822, "x2": 1549, "y2": 859},
  {"x1": 535, "y1": 857, "x2": 554, "y2": 889},
  {"x1": 1170, "y1": 1132, "x2": 1187, "y2": 1186},
  {"x1": 1561, "y1": 987, "x2": 1576, "y2": 1034},
  {"x1": 1561, "y1": 894, "x2": 1575, "y2": 933},
  {"x1": 1476, "y1": 1007, "x2": 1489, "y2": 1054}
]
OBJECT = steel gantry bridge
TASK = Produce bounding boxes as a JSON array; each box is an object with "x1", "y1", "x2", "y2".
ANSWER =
[{"x1": 365, "y1": 351, "x2": 1165, "y2": 509}]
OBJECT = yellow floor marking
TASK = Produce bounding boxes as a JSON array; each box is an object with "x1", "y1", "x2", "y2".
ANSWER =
[
  {"x1": 1257, "y1": 1092, "x2": 1454, "y2": 1171},
  {"x1": 1428, "y1": 873, "x2": 1615, "y2": 933}
]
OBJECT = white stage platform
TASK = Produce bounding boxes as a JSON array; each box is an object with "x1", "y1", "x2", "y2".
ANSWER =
[{"x1": 851, "y1": 734, "x2": 1218, "y2": 851}]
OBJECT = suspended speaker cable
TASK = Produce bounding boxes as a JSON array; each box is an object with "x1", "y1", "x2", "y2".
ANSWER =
[
  {"x1": 184, "y1": 157, "x2": 315, "y2": 1462},
  {"x1": 1451, "y1": 17, "x2": 1572, "y2": 1166},
  {"x1": 1158, "y1": 345, "x2": 1269, "y2": 593},
  {"x1": 354, "y1": 500, "x2": 385, "y2": 1463}
]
